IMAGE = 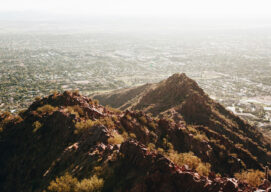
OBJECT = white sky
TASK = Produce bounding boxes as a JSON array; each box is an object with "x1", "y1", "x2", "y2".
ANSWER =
[{"x1": 1, "y1": 0, "x2": 271, "y2": 19}]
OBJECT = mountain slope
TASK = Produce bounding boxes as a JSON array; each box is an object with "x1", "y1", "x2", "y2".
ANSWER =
[
  {"x1": 93, "y1": 73, "x2": 271, "y2": 174},
  {"x1": 0, "y1": 75, "x2": 270, "y2": 191}
]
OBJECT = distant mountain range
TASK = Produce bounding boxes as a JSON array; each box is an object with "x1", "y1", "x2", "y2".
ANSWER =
[{"x1": 0, "y1": 73, "x2": 270, "y2": 191}]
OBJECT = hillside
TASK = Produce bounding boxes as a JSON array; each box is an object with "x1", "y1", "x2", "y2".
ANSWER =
[
  {"x1": 94, "y1": 73, "x2": 271, "y2": 174},
  {"x1": 0, "y1": 75, "x2": 270, "y2": 191}
]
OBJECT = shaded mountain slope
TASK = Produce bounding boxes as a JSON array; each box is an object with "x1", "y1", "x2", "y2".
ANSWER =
[
  {"x1": 92, "y1": 83, "x2": 154, "y2": 110},
  {"x1": 93, "y1": 73, "x2": 271, "y2": 174},
  {"x1": 1, "y1": 91, "x2": 270, "y2": 192}
]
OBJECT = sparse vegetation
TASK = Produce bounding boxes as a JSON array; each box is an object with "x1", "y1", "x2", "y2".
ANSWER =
[
  {"x1": 48, "y1": 173, "x2": 104, "y2": 192},
  {"x1": 147, "y1": 143, "x2": 156, "y2": 151},
  {"x1": 125, "y1": 114, "x2": 132, "y2": 120},
  {"x1": 74, "y1": 119, "x2": 97, "y2": 134},
  {"x1": 167, "y1": 150, "x2": 211, "y2": 176},
  {"x1": 32, "y1": 121, "x2": 42, "y2": 133},
  {"x1": 107, "y1": 132, "x2": 124, "y2": 145},
  {"x1": 193, "y1": 132, "x2": 209, "y2": 141},
  {"x1": 37, "y1": 104, "x2": 57, "y2": 114},
  {"x1": 67, "y1": 105, "x2": 84, "y2": 117},
  {"x1": 234, "y1": 169, "x2": 265, "y2": 187},
  {"x1": 138, "y1": 116, "x2": 147, "y2": 124},
  {"x1": 129, "y1": 133, "x2": 137, "y2": 139},
  {"x1": 98, "y1": 117, "x2": 115, "y2": 129},
  {"x1": 148, "y1": 121, "x2": 157, "y2": 130},
  {"x1": 35, "y1": 96, "x2": 42, "y2": 101},
  {"x1": 105, "y1": 105, "x2": 121, "y2": 113}
]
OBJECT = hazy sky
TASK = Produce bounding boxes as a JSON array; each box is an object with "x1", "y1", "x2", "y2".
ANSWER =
[{"x1": 1, "y1": 0, "x2": 271, "y2": 19}]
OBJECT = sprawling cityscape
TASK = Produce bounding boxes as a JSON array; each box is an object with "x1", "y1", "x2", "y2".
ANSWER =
[{"x1": 1, "y1": 26, "x2": 271, "y2": 136}]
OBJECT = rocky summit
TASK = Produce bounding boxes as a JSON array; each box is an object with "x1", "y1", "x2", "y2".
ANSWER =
[{"x1": 0, "y1": 74, "x2": 270, "y2": 192}]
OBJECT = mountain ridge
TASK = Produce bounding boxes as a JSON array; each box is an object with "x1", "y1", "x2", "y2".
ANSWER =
[{"x1": 0, "y1": 73, "x2": 270, "y2": 191}]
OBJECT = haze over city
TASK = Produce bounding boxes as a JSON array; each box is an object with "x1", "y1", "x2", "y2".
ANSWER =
[{"x1": 0, "y1": 1, "x2": 271, "y2": 192}]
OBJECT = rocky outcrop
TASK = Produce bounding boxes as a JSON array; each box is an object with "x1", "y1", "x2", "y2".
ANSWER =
[
  {"x1": 119, "y1": 140, "x2": 256, "y2": 192},
  {"x1": 0, "y1": 86, "x2": 270, "y2": 191},
  {"x1": 93, "y1": 73, "x2": 271, "y2": 174}
]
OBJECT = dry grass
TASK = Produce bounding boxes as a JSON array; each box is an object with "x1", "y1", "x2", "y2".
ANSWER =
[
  {"x1": 107, "y1": 132, "x2": 124, "y2": 145},
  {"x1": 74, "y1": 120, "x2": 97, "y2": 134},
  {"x1": 167, "y1": 151, "x2": 211, "y2": 176},
  {"x1": 234, "y1": 169, "x2": 265, "y2": 187},
  {"x1": 37, "y1": 104, "x2": 57, "y2": 114},
  {"x1": 138, "y1": 116, "x2": 147, "y2": 124},
  {"x1": 48, "y1": 173, "x2": 104, "y2": 192},
  {"x1": 32, "y1": 121, "x2": 42, "y2": 133}
]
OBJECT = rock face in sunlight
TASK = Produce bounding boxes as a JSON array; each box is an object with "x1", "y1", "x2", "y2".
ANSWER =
[{"x1": 0, "y1": 74, "x2": 270, "y2": 192}]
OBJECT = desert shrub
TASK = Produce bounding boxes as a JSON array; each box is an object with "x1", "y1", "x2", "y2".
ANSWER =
[
  {"x1": 217, "y1": 143, "x2": 226, "y2": 151},
  {"x1": 18, "y1": 109, "x2": 27, "y2": 117},
  {"x1": 162, "y1": 138, "x2": 174, "y2": 151},
  {"x1": 48, "y1": 173, "x2": 104, "y2": 192},
  {"x1": 157, "y1": 147, "x2": 165, "y2": 154},
  {"x1": 92, "y1": 166, "x2": 103, "y2": 176},
  {"x1": 120, "y1": 131, "x2": 129, "y2": 140},
  {"x1": 148, "y1": 121, "x2": 157, "y2": 130},
  {"x1": 98, "y1": 117, "x2": 115, "y2": 129},
  {"x1": 67, "y1": 107, "x2": 79, "y2": 118},
  {"x1": 167, "y1": 151, "x2": 211, "y2": 176},
  {"x1": 73, "y1": 90, "x2": 80, "y2": 95},
  {"x1": 90, "y1": 99, "x2": 99, "y2": 106},
  {"x1": 125, "y1": 114, "x2": 132, "y2": 120},
  {"x1": 76, "y1": 175, "x2": 104, "y2": 192},
  {"x1": 35, "y1": 96, "x2": 42, "y2": 101},
  {"x1": 138, "y1": 116, "x2": 147, "y2": 124},
  {"x1": 108, "y1": 132, "x2": 124, "y2": 145},
  {"x1": 234, "y1": 169, "x2": 265, "y2": 187},
  {"x1": 105, "y1": 105, "x2": 121, "y2": 113},
  {"x1": 147, "y1": 143, "x2": 156, "y2": 151},
  {"x1": 72, "y1": 105, "x2": 84, "y2": 116},
  {"x1": 193, "y1": 133, "x2": 209, "y2": 141},
  {"x1": 235, "y1": 143, "x2": 243, "y2": 148},
  {"x1": 216, "y1": 173, "x2": 221, "y2": 177},
  {"x1": 67, "y1": 105, "x2": 84, "y2": 117},
  {"x1": 187, "y1": 125, "x2": 197, "y2": 134},
  {"x1": 37, "y1": 104, "x2": 57, "y2": 114},
  {"x1": 32, "y1": 121, "x2": 42, "y2": 133},
  {"x1": 196, "y1": 162, "x2": 211, "y2": 176},
  {"x1": 74, "y1": 120, "x2": 96, "y2": 134},
  {"x1": 129, "y1": 133, "x2": 137, "y2": 139},
  {"x1": 111, "y1": 115, "x2": 118, "y2": 122},
  {"x1": 0, "y1": 112, "x2": 22, "y2": 132},
  {"x1": 48, "y1": 172, "x2": 78, "y2": 192},
  {"x1": 94, "y1": 99, "x2": 99, "y2": 105}
]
